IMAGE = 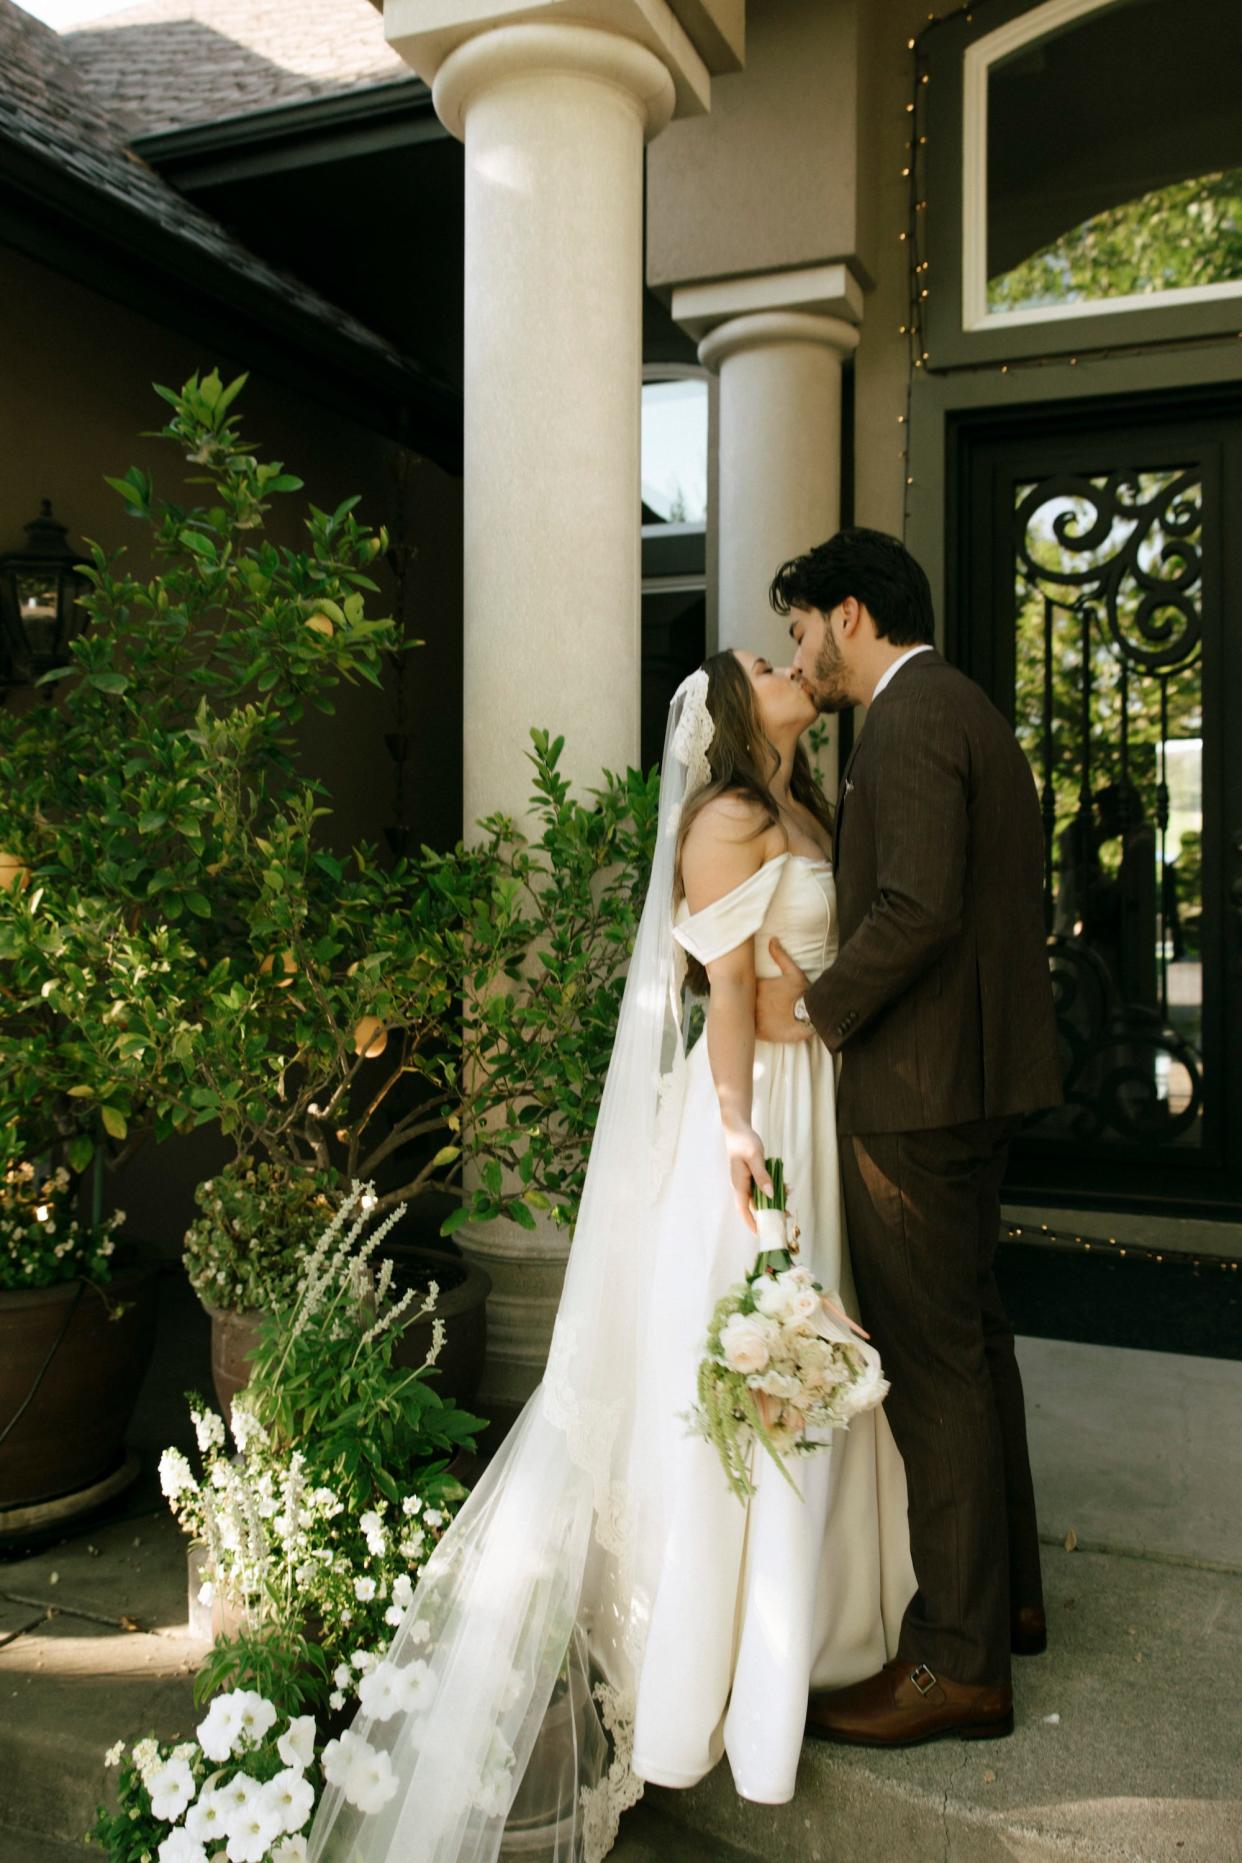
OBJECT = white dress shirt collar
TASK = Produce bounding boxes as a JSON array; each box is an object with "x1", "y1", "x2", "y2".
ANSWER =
[{"x1": 870, "y1": 642, "x2": 934, "y2": 702}]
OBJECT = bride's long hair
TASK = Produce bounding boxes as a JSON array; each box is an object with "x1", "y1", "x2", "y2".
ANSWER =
[{"x1": 674, "y1": 651, "x2": 834, "y2": 989}]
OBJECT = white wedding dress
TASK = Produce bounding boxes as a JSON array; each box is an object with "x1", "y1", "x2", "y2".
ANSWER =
[
  {"x1": 307, "y1": 679, "x2": 916, "y2": 1863},
  {"x1": 629, "y1": 850, "x2": 916, "y2": 1804}
]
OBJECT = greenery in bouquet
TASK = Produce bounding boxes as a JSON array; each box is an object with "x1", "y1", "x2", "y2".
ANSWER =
[
  {"x1": 161, "y1": 1183, "x2": 484, "y2": 1714},
  {"x1": 689, "y1": 1160, "x2": 889, "y2": 1502},
  {"x1": 90, "y1": 1694, "x2": 322, "y2": 1862}
]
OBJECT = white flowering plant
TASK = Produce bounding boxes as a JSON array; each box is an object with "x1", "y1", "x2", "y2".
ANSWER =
[
  {"x1": 88, "y1": 1690, "x2": 322, "y2": 1862},
  {"x1": 0, "y1": 1157, "x2": 125, "y2": 1291},
  {"x1": 160, "y1": 1182, "x2": 483, "y2": 1716},
  {"x1": 689, "y1": 1157, "x2": 891, "y2": 1501}
]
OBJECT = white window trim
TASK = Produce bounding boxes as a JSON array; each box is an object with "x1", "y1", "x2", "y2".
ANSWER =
[{"x1": 961, "y1": 0, "x2": 1242, "y2": 334}]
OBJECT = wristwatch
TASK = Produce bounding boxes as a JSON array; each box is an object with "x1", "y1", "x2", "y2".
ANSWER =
[{"x1": 792, "y1": 994, "x2": 811, "y2": 1027}]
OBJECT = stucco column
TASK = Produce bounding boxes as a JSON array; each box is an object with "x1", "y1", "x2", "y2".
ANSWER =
[
  {"x1": 385, "y1": 9, "x2": 696, "y2": 1425},
  {"x1": 432, "y1": 23, "x2": 677, "y2": 828},
  {"x1": 697, "y1": 308, "x2": 859, "y2": 666}
]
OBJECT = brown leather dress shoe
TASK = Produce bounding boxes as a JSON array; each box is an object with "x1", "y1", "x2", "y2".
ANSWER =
[
  {"x1": 1012, "y1": 1605, "x2": 1047, "y2": 1656},
  {"x1": 806, "y1": 1658, "x2": 1014, "y2": 1747}
]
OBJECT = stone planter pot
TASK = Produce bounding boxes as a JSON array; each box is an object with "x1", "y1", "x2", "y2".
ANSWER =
[
  {"x1": 0, "y1": 1251, "x2": 159, "y2": 1521},
  {"x1": 203, "y1": 1248, "x2": 491, "y2": 1421}
]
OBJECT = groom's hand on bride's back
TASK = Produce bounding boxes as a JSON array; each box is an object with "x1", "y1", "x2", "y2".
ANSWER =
[{"x1": 755, "y1": 940, "x2": 815, "y2": 1044}]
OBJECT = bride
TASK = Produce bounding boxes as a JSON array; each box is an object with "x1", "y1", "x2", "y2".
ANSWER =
[{"x1": 308, "y1": 651, "x2": 916, "y2": 1863}]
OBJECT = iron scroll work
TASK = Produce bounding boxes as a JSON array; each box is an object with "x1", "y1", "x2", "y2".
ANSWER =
[{"x1": 1014, "y1": 467, "x2": 1205, "y2": 1151}]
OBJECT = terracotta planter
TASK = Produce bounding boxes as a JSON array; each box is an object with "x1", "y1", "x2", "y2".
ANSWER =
[
  {"x1": 203, "y1": 1249, "x2": 490, "y2": 1420},
  {"x1": 0, "y1": 1253, "x2": 158, "y2": 1514}
]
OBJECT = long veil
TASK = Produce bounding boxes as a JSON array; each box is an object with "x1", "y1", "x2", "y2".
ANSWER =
[{"x1": 308, "y1": 674, "x2": 712, "y2": 1863}]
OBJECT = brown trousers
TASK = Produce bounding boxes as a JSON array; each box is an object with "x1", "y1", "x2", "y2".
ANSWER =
[{"x1": 840, "y1": 1117, "x2": 1043, "y2": 1688}]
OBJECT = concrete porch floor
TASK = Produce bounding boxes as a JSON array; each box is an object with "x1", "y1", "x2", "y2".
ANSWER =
[{"x1": 0, "y1": 1270, "x2": 1239, "y2": 1861}]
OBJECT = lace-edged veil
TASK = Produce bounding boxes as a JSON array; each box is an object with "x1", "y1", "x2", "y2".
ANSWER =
[{"x1": 308, "y1": 671, "x2": 714, "y2": 1863}]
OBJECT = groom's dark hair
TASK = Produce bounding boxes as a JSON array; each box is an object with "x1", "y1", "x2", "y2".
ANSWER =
[{"x1": 768, "y1": 527, "x2": 935, "y2": 646}]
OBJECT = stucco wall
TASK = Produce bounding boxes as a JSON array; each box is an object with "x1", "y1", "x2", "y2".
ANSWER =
[{"x1": 0, "y1": 242, "x2": 463, "y2": 1251}]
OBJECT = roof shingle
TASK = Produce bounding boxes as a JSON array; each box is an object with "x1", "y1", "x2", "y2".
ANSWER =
[{"x1": 64, "y1": 0, "x2": 411, "y2": 137}]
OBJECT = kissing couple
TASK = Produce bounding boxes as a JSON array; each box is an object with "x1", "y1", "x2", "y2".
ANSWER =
[{"x1": 308, "y1": 527, "x2": 1063, "y2": 1863}]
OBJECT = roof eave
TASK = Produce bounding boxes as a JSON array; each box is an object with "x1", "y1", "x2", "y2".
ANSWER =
[{"x1": 0, "y1": 131, "x2": 462, "y2": 472}]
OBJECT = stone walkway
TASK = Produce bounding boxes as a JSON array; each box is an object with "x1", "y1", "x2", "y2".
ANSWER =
[{"x1": 1, "y1": 1274, "x2": 1239, "y2": 1861}]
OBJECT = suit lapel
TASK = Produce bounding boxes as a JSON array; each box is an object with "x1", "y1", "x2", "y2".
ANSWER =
[{"x1": 833, "y1": 729, "x2": 864, "y2": 875}]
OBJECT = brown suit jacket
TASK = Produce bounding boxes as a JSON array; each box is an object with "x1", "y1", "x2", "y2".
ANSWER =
[{"x1": 805, "y1": 650, "x2": 1063, "y2": 1136}]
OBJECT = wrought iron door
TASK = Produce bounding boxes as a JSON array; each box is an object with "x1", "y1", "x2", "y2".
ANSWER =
[{"x1": 950, "y1": 391, "x2": 1242, "y2": 1213}]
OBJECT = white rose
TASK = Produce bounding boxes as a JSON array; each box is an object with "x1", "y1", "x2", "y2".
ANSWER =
[
  {"x1": 719, "y1": 1312, "x2": 777, "y2": 1376},
  {"x1": 787, "y1": 1286, "x2": 822, "y2": 1327},
  {"x1": 837, "y1": 1341, "x2": 889, "y2": 1418},
  {"x1": 751, "y1": 1277, "x2": 792, "y2": 1322}
]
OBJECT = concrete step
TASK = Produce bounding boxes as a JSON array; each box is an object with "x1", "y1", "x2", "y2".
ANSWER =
[
  {"x1": 641, "y1": 1544, "x2": 1242, "y2": 1863},
  {"x1": 0, "y1": 1830, "x2": 91, "y2": 1861}
]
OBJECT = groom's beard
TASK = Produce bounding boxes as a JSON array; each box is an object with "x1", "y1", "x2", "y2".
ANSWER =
[{"x1": 805, "y1": 630, "x2": 854, "y2": 714}]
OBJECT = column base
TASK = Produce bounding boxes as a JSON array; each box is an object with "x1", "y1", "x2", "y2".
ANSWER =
[{"x1": 456, "y1": 1213, "x2": 573, "y2": 1417}]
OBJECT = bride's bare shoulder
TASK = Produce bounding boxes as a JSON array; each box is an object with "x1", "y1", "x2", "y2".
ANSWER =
[{"x1": 680, "y1": 791, "x2": 781, "y2": 913}]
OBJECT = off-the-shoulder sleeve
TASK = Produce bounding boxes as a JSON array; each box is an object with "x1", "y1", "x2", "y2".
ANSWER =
[{"x1": 673, "y1": 854, "x2": 789, "y2": 966}]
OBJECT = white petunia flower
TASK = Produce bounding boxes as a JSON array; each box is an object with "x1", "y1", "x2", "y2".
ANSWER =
[
  {"x1": 401, "y1": 1660, "x2": 436, "y2": 1713},
  {"x1": 422, "y1": 1509, "x2": 444, "y2": 1529},
  {"x1": 276, "y1": 1714, "x2": 317, "y2": 1773},
  {"x1": 196, "y1": 1693, "x2": 245, "y2": 1763},
  {"x1": 400, "y1": 1495, "x2": 423, "y2": 1517},
  {"x1": 232, "y1": 1690, "x2": 279, "y2": 1748},
  {"x1": 272, "y1": 1838, "x2": 309, "y2": 1862},
  {"x1": 407, "y1": 1620, "x2": 431, "y2": 1648},
  {"x1": 351, "y1": 1649, "x2": 377, "y2": 1673},
  {"x1": 157, "y1": 1830, "x2": 208, "y2": 1863},
  {"x1": 322, "y1": 1730, "x2": 399, "y2": 1814},
  {"x1": 353, "y1": 1576, "x2": 377, "y2": 1602},
  {"x1": 223, "y1": 1791, "x2": 285, "y2": 1862},
  {"x1": 184, "y1": 1784, "x2": 230, "y2": 1844},
  {"x1": 357, "y1": 1661, "x2": 408, "y2": 1721},
  {"x1": 328, "y1": 1689, "x2": 345, "y2": 1711},
  {"x1": 147, "y1": 1753, "x2": 196, "y2": 1822},
  {"x1": 259, "y1": 1766, "x2": 315, "y2": 1835}
]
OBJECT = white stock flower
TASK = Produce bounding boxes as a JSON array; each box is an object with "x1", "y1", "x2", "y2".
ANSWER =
[
  {"x1": 260, "y1": 1767, "x2": 315, "y2": 1835},
  {"x1": 351, "y1": 1648, "x2": 377, "y2": 1673},
  {"x1": 422, "y1": 1509, "x2": 444, "y2": 1529},
  {"x1": 400, "y1": 1495, "x2": 423, "y2": 1517},
  {"x1": 147, "y1": 1753, "x2": 196, "y2": 1822},
  {"x1": 103, "y1": 1739, "x2": 125, "y2": 1768},
  {"x1": 719, "y1": 1312, "x2": 777, "y2": 1376},
  {"x1": 391, "y1": 1573, "x2": 414, "y2": 1610},
  {"x1": 157, "y1": 1830, "x2": 208, "y2": 1863},
  {"x1": 328, "y1": 1690, "x2": 345, "y2": 1710},
  {"x1": 333, "y1": 1663, "x2": 352, "y2": 1689},
  {"x1": 131, "y1": 1736, "x2": 161, "y2": 1783},
  {"x1": 158, "y1": 1448, "x2": 198, "y2": 1502},
  {"x1": 192, "y1": 1408, "x2": 226, "y2": 1455},
  {"x1": 359, "y1": 1510, "x2": 387, "y2": 1557},
  {"x1": 276, "y1": 1714, "x2": 317, "y2": 1772}
]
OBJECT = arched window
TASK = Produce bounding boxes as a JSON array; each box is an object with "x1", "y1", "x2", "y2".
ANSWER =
[{"x1": 961, "y1": 0, "x2": 1242, "y2": 334}]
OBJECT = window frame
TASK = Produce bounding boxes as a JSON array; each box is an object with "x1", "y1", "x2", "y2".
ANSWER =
[{"x1": 923, "y1": 0, "x2": 1242, "y2": 367}]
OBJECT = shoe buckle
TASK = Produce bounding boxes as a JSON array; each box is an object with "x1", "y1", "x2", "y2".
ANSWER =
[{"x1": 909, "y1": 1662, "x2": 937, "y2": 1697}]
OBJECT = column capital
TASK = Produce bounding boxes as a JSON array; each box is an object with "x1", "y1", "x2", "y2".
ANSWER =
[
  {"x1": 671, "y1": 262, "x2": 864, "y2": 342},
  {"x1": 698, "y1": 309, "x2": 860, "y2": 373},
  {"x1": 431, "y1": 20, "x2": 676, "y2": 142},
  {"x1": 385, "y1": 0, "x2": 713, "y2": 121}
]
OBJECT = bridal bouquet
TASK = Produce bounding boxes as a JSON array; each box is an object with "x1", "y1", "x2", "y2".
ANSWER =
[{"x1": 689, "y1": 1157, "x2": 889, "y2": 1501}]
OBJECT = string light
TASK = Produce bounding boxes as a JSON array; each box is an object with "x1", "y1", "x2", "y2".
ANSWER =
[{"x1": 1004, "y1": 1223, "x2": 1239, "y2": 1274}]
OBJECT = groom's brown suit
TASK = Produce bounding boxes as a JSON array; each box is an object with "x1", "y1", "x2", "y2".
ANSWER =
[{"x1": 804, "y1": 649, "x2": 1062, "y2": 1688}]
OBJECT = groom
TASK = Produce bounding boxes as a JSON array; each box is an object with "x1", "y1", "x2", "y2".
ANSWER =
[{"x1": 755, "y1": 527, "x2": 1062, "y2": 1745}]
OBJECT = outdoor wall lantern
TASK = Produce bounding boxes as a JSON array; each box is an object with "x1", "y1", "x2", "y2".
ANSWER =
[{"x1": 0, "y1": 499, "x2": 89, "y2": 691}]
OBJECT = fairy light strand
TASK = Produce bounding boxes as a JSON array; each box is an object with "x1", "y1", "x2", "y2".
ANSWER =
[{"x1": 897, "y1": 2, "x2": 1242, "y2": 534}]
